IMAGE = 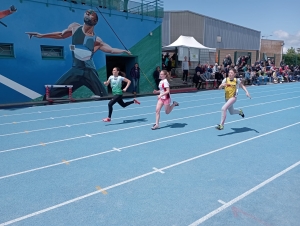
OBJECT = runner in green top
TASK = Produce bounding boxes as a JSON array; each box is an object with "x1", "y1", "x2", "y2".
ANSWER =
[{"x1": 102, "y1": 67, "x2": 140, "y2": 122}]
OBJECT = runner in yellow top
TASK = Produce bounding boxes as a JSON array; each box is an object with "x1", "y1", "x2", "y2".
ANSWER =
[{"x1": 216, "y1": 68, "x2": 251, "y2": 130}]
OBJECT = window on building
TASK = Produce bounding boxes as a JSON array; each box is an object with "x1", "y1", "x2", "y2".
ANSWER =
[
  {"x1": 41, "y1": 45, "x2": 64, "y2": 59},
  {"x1": 0, "y1": 43, "x2": 14, "y2": 58}
]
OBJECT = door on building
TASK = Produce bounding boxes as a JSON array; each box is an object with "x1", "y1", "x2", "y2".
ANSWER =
[
  {"x1": 105, "y1": 55, "x2": 137, "y2": 94},
  {"x1": 234, "y1": 51, "x2": 252, "y2": 66}
]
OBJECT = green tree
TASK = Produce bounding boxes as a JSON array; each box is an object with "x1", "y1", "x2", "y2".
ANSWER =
[
  {"x1": 283, "y1": 47, "x2": 300, "y2": 66},
  {"x1": 286, "y1": 47, "x2": 296, "y2": 54}
]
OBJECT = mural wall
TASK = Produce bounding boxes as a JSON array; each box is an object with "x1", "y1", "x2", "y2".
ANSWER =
[{"x1": 0, "y1": 0, "x2": 162, "y2": 105}]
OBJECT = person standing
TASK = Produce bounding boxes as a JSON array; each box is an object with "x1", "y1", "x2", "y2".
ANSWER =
[
  {"x1": 153, "y1": 66, "x2": 161, "y2": 89},
  {"x1": 182, "y1": 56, "x2": 189, "y2": 84},
  {"x1": 123, "y1": 0, "x2": 129, "y2": 12},
  {"x1": 130, "y1": 63, "x2": 140, "y2": 96}
]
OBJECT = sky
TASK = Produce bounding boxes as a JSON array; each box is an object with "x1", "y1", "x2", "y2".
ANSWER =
[{"x1": 163, "y1": 0, "x2": 300, "y2": 53}]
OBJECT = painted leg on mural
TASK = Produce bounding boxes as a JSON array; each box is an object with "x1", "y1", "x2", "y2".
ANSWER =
[{"x1": 82, "y1": 68, "x2": 108, "y2": 97}]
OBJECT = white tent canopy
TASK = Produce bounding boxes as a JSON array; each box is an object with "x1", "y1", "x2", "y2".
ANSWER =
[
  {"x1": 162, "y1": 35, "x2": 216, "y2": 63},
  {"x1": 162, "y1": 35, "x2": 216, "y2": 52}
]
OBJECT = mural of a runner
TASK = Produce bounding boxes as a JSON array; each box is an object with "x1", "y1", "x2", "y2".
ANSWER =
[
  {"x1": 0, "y1": 5, "x2": 17, "y2": 27},
  {"x1": 26, "y1": 9, "x2": 131, "y2": 99}
]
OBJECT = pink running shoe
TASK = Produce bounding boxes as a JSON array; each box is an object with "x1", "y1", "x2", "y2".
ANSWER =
[{"x1": 134, "y1": 99, "x2": 140, "y2": 104}]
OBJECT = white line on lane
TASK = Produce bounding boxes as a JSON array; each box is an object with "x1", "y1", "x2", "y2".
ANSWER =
[
  {"x1": 189, "y1": 160, "x2": 300, "y2": 225},
  {"x1": 0, "y1": 84, "x2": 297, "y2": 117},
  {"x1": 1, "y1": 121, "x2": 299, "y2": 226},
  {"x1": 0, "y1": 106, "x2": 299, "y2": 180}
]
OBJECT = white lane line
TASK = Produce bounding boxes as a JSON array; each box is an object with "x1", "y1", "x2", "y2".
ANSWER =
[
  {"x1": 1, "y1": 100, "x2": 299, "y2": 154},
  {"x1": 113, "y1": 147, "x2": 121, "y2": 152},
  {"x1": 1, "y1": 88, "x2": 298, "y2": 126},
  {"x1": 153, "y1": 167, "x2": 165, "y2": 174},
  {"x1": 85, "y1": 134, "x2": 92, "y2": 138},
  {"x1": 189, "y1": 160, "x2": 300, "y2": 225},
  {"x1": 1, "y1": 94, "x2": 299, "y2": 137},
  {"x1": 0, "y1": 135, "x2": 88, "y2": 154},
  {"x1": 1, "y1": 106, "x2": 299, "y2": 180},
  {"x1": 1, "y1": 121, "x2": 299, "y2": 226},
  {"x1": 0, "y1": 149, "x2": 116, "y2": 180},
  {"x1": 0, "y1": 85, "x2": 299, "y2": 120},
  {"x1": 0, "y1": 84, "x2": 291, "y2": 117},
  {"x1": 217, "y1": 200, "x2": 226, "y2": 205},
  {"x1": 0, "y1": 81, "x2": 297, "y2": 115}
]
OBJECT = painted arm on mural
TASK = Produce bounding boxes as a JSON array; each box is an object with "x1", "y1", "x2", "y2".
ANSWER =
[
  {"x1": 0, "y1": 5, "x2": 17, "y2": 19},
  {"x1": 94, "y1": 37, "x2": 131, "y2": 55},
  {"x1": 25, "y1": 23, "x2": 80, "y2": 39}
]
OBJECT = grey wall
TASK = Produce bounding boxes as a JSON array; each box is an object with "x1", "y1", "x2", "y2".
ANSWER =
[
  {"x1": 162, "y1": 11, "x2": 205, "y2": 47},
  {"x1": 204, "y1": 17, "x2": 261, "y2": 50},
  {"x1": 162, "y1": 11, "x2": 261, "y2": 51},
  {"x1": 162, "y1": 12, "x2": 171, "y2": 46}
]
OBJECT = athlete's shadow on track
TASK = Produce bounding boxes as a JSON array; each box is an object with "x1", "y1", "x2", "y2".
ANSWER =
[
  {"x1": 159, "y1": 123, "x2": 188, "y2": 129},
  {"x1": 105, "y1": 118, "x2": 148, "y2": 126},
  {"x1": 218, "y1": 127, "x2": 259, "y2": 136}
]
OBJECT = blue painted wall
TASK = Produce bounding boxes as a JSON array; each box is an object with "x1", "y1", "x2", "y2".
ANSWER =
[{"x1": 0, "y1": 0, "x2": 162, "y2": 104}]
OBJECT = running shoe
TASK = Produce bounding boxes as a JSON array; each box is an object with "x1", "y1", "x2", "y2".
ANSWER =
[
  {"x1": 239, "y1": 109, "x2": 244, "y2": 118},
  {"x1": 151, "y1": 124, "x2": 160, "y2": 130},
  {"x1": 134, "y1": 99, "x2": 140, "y2": 104},
  {"x1": 215, "y1": 124, "x2": 224, "y2": 130},
  {"x1": 102, "y1": 118, "x2": 111, "y2": 122}
]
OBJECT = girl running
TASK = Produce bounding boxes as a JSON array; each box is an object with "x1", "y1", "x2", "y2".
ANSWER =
[
  {"x1": 152, "y1": 70, "x2": 179, "y2": 130},
  {"x1": 216, "y1": 68, "x2": 251, "y2": 130},
  {"x1": 102, "y1": 67, "x2": 140, "y2": 122}
]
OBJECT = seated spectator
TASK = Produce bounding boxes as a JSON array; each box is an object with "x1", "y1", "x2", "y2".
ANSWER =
[
  {"x1": 272, "y1": 69, "x2": 278, "y2": 84},
  {"x1": 193, "y1": 71, "x2": 201, "y2": 90},
  {"x1": 195, "y1": 64, "x2": 202, "y2": 74},
  {"x1": 287, "y1": 70, "x2": 296, "y2": 82},
  {"x1": 277, "y1": 71, "x2": 284, "y2": 83},
  {"x1": 244, "y1": 69, "x2": 251, "y2": 85},
  {"x1": 213, "y1": 63, "x2": 219, "y2": 74},
  {"x1": 214, "y1": 68, "x2": 223, "y2": 87}
]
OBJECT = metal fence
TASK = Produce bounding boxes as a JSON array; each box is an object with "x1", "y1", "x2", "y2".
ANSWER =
[{"x1": 22, "y1": 0, "x2": 164, "y2": 18}]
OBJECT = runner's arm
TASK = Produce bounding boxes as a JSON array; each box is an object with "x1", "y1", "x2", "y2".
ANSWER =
[
  {"x1": 122, "y1": 78, "x2": 131, "y2": 91},
  {"x1": 158, "y1": 87, "x2": 170, "y2": 99},
  {"x1": 239, "y1": 80, "x2": 251, "y2": 98}
]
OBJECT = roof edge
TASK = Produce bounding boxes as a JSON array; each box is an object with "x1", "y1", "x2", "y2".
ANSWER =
[{"x1": 164, "y1": 10, "x2": 261, "y2": 33}]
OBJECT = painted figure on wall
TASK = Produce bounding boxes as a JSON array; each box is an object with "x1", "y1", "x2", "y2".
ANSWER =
[
  {"x1": 26, "y1": 9, "x2": 131, "y2": 99},
  {"x1": 0, "y1": 5, "x2": 17, "y2": 27}
]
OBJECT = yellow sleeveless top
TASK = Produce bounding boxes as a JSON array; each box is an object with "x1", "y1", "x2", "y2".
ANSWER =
[{"x1": 225, "y1": 78, "x2": 237, "y2": 100}]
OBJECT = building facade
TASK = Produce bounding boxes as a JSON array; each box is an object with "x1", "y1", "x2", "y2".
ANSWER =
[
  {"x1": 0, "y1": 0, "x2": 163, "y2": 105},
  {"x1": 260, "y1": 39, "x2": 284, "y2": 67},
  {"x1": 162, "y1": 11, "x2": 261, "y2": 66}
]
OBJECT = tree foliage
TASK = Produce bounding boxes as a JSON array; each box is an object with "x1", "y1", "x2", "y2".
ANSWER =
[{"x1": 283, "y1": 47, "x2": 300, "y2": 66}]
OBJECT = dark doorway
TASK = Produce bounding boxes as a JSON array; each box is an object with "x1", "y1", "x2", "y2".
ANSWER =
[{"x1": 106, "y1": 55, "x2": 137, "y2": 94}]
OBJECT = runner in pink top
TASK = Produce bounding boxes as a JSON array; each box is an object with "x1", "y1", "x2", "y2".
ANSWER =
[{"x1": 152, "y1": 70, "x2": 179, "y2": 130}]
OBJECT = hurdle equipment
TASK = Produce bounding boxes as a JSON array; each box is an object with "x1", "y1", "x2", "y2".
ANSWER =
[{"x1": 45, "y1": 85, "x2": 74, "y2": 103}]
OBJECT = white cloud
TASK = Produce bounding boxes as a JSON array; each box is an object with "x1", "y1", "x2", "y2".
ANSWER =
[
  {"x1": 273, "y1": 30, "x2": 300, "y2": 53},
  {"x1": 273, "y1": 30, "x2": 289, "y2": 38}
]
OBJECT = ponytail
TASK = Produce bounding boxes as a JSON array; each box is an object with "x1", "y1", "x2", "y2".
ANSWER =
[
  {"x1": 113, "y1": 67, "x2": 126, "y2": 77},
  {"x1": 119, "y1": 71, "x2": 126, "y2": 77},
  {"x1": 161, "y1": 70, "x2": 171, "y2": 81}
]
